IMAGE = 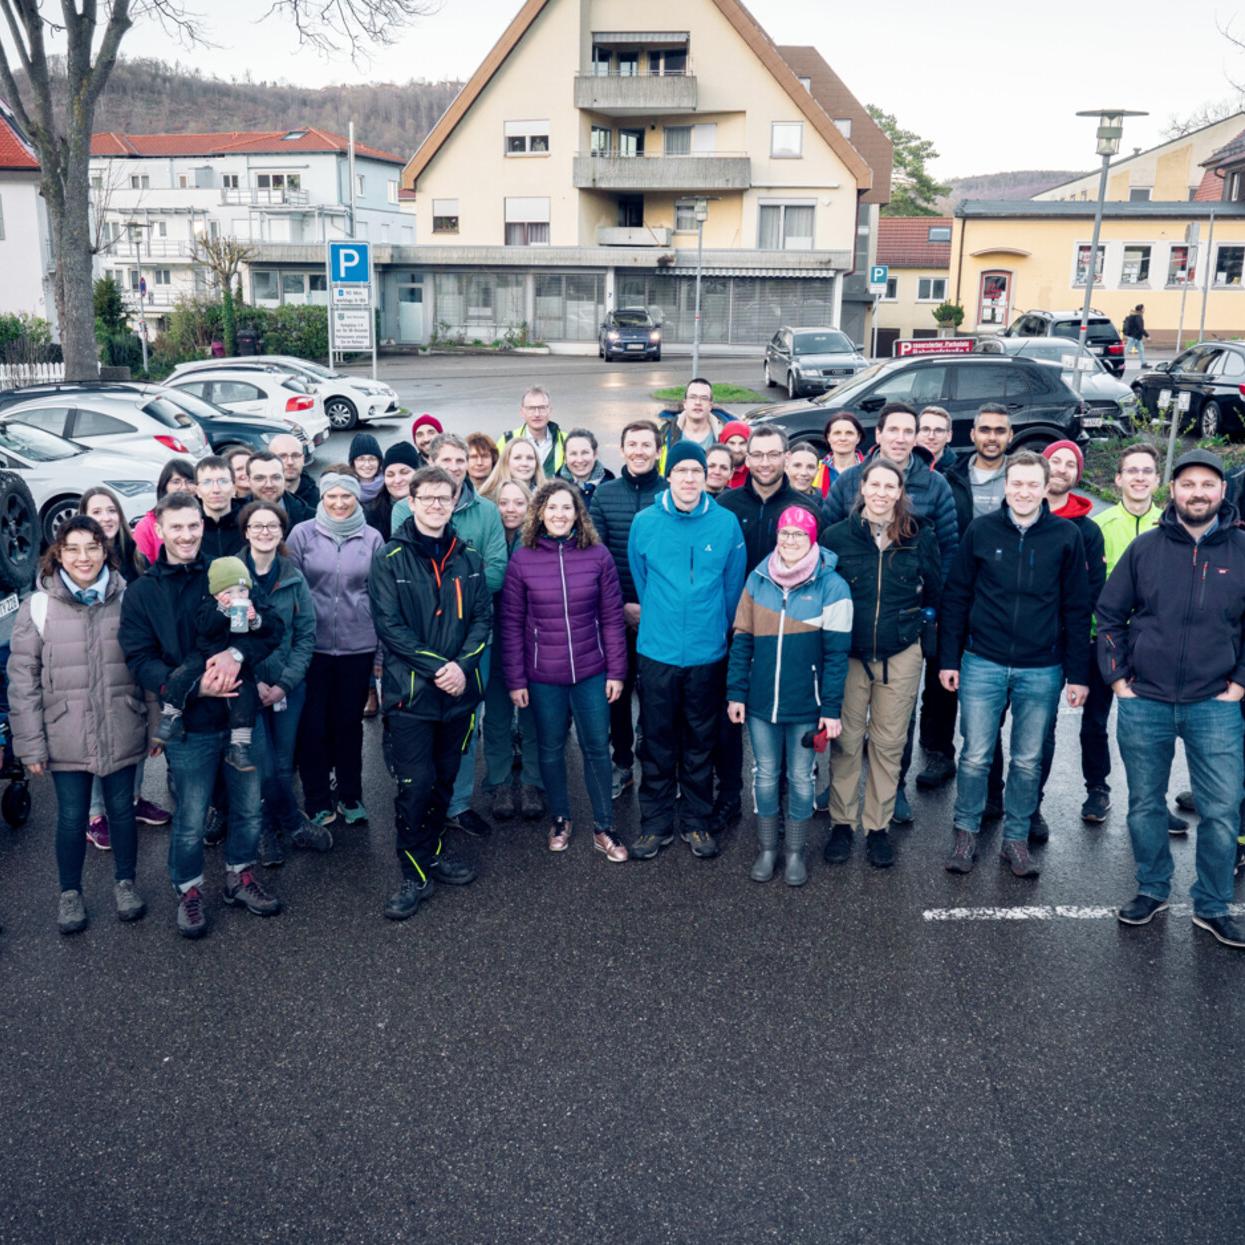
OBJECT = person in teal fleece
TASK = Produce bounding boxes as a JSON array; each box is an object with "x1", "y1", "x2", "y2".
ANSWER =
[{"x1": 626, "y1": 440, "x2": 747, "y2": 861}]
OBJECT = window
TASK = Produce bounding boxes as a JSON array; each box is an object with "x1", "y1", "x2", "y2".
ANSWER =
[
  {"x1": 798, "y1": 77, "x2": 812, "y2": 92},
  {"x1": 928, "y1": 225, "x2": 951, "y2": 243},
  {"x1": 153, "y1": 269, "x2": 171, "y2": 285},
  {"x1": 1167, "y1": 244, "x2": 1195, "y2": 285},
  {"x1": 650, "y1": 48, "x2": 687, "y2": 75},
  {"x1": 758, "y1": 202, "x2": 815, "y2": 250},
  {"x1": 590, "y1": 126, "x2": 611, "y2": 157},
  {"x1": 504, "y1": 197, "x2": 550, "y2": 247},
  {"x1": 129, "y1": 175, "x2": 149, "y2": 189},
  {"x1": 872, "y1": 364, "x2": 947, "y2": 406},
  {"x1": 257, "y1": 173, "x2": 300, "y2": 191},
  {"x1": 591, "y1": 46, "x2": 610, "y2": 76},
  {"x1": 251, "y1": 271, "x2": 279, "y2": 300},
  {"x1": 504, "y1": 120, "x2": 550, "y2": 155},
  {"x1": 90, "y1": 175, "x2": 102, "y2": 189},
  {"x1": 282, "y1": 130, "x2": 307, "y2": 141},
  {"x1": 1215, "y1": 245, "x2": 1245, "y2": 285},
  {"x1": 1129, "y1": 187, "x2": 1152, "y2": 202},
  {"x1": 771, "y1": 122, "x2": 803, "y2": 158},
  {"x1": 617, "y1": 51, "x2": 638, "y2": 76},
  {"x1": 309, "y1": 273, "x2": 327, "y2": 292},
  {"x1": 221, "y1": 173, "x2": 239, "y2": 190},
  {"x1": 618, "y1": 128, "x2": 644, "y2": 158},
  {"x1": 834, "y1": 118, "x2": 852, "y2": 137},
  {"x1": 387, "y1": 179, "x2": 399, "y2": 204},
  {"x1": 917, "y1": 277, "x2": 947, "y2": 301},
  {"x1": 177, "y1": 173, "x2": 190, "y2": 188},
  {"x1": 73, "y1": 410, "x2": 131, "y2": 437},
  {"x1": 281, "y1": 273, "x2": 306, "y2": 296},
  {"x1": 213, "y1": 382, "x2": 264, "y2": 405},
  {"x1": 675, "y1": 200, "x2": 699, "y2": 232},
  {"x1": 355, "y1": 174, "x2": 365, "y2": 196},
  {"x1": 664, "y1": 126, "x2": 691, "y2": 156},
  {"x1": 155, "y1": 221, "x2": 167, "y2": 238},
  {"x1": 1121, "y1": 245, "x2": 1151, "y2": 284},
  {"x1": 1073, "y1": 243, "x2": 1105, "y2": 285},
  {"x1": 431, "y1": 198, "x2": 459, "y2": 234},
  {"x1": 882, "y1": 277, "x2": 897, "y2": 300}
]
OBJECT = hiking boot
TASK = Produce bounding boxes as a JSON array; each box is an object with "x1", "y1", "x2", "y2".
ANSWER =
[
  {"x1": 156, "y1": 713, "x2": 185, "y2": 744},
  {"x1": 611, "y1": 764, "x2": 634, "y2": 800},
  {"x1": 58, "y1": 889, "x2": 87, "y2": 935},
  {"x1": 916, "y1": 753, "x2": 956, "y2": 790},
  {"x1": 86, "y1": 815, "x2": 110, "y2": 851},
  {"x1": 1000, "y1": 840, "x2": 1040, "y2": 878},
  {"x1": 490, "y1": 784, "x2": 517, "y2": 821},
  {"x1": 784, "y1": 819, "x2": 811, "y2": 886},
  {"x1": 751, "y1": 815, "x2": 780, "y2": 882},
  {"x1": 1028, "y1": 812, "x2": 1050, "y2": 846},
  {"x1": 823, "y1": 823, "x2": 853, "y2": 864},
  {"x1": 944, "y1": 829, "x2": 977, "y2": 874},
  {"x1": 224, "y1": 743, "x2": 255, "y2": 773},
  {"x1": 258, "y1": 825, "x2": 285, "y2": 868},
  {"x1": 1191, "y1": 913, "x2": 1245, "y2": 949},
  {"x1": 1169, "y1": 811, "x2": 1190, "y2": 837},
  {"x1": 114, "y1": 880, "x2": 146, "y2": 923},
  {"x1": 682, "y1": 828, "x2": 720, "y2": 859},
  {"x1": 891, "y1": 787, "x2": 914, "y2": 826},
  {"x1": 291, "y1": 816, "x2": 333, "y2": 852},
  {"x1": 203, "y1": 807, "x2": 226, "y2": 846},
  {"x1": 336, "y1": 801, "x2": 368, "y2": 826},
  {"x1": 629, "y1": 830, "x2": 673, "y2": 861},
  {"x1": 1080, "y1": 788, "x2": 1111, "y2": 824},
  {"x1": 134, "y1": 798, "x2": 172, "y2": 826},
  {"x1": 593, "y1": 830, "x2": 629, "y2": 863},
  {"x1": 445, "y1": 809, "x2": 492, "y2": 839},
  {"x1": 865, "y1": 829, "x2": 895, "y2": 868},
  {"x1": 223, "y1": 868, "x2": 282, "y2": 917},
  {"x1": 548, "y1": 819, "x2": 571, "y2": 852},
  {"x1": 1117, "y1": 894, "x2": 1170, "y2": 926},
  {"x1": 177, "y1": 886, "x2": 208, "y2": 939},
  {"x1": 1174, "y1": 790, "x2": 1196, "y2": 814},
  {"x1": 518, "y1": 785, "x2": 545, "y2": 820},
  {"x1": 428, "y1": 849, "x2": 476, "y2": 886},
  {"x1": 383, "y1": 874, "x2": 433, "y2": 921}
]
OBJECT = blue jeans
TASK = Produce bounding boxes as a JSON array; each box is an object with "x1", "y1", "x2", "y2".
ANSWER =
[
  {"x1": 1116, "y1": 695, "x2": 1243, "y2": 917},
  {"x1": 528, "y1": 675, "x2": 613, "y2": 830},
  {"x1": 954, "y1": 651, "x2": 1063, "y2": 841},
  {"x1": 52, "y1": 767, "x2": 137, "y2": 891},
  {"x1": 165, "y1": 730, "x2": 262, "y2": 890},
  {"x1": 90, "y1": 756, "x2": 148, "y2": 818},
  {"x1": 747, "y1": 717, "x2": 817, "y2": 821},
  {"x1": 251, "y1": 681, "x2": 307, "y2": 836}
]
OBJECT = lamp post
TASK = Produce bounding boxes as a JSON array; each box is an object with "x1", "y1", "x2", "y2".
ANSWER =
[
  {"x1": 1073, "y1": 109, "x2": 1147, "y2": 389},
  {"x1": 691, "y1": 198, "x2": 708, "y2": 377},
  {"x1": 124, "y1": 220, "x2": 154, "y2": 372}
]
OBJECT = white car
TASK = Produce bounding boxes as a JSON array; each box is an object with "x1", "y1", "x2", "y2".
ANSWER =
[
  {"x1": 165, "y1": 367, "x2": 331, "y2": 449},
  {"x1": 0, "y1": 420, "x2": 160, "y2": 543}
]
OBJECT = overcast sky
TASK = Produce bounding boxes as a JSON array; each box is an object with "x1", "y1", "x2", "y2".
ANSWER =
[{"x1": 91, "y1": 0, "x2": 1242, "y2": 175}]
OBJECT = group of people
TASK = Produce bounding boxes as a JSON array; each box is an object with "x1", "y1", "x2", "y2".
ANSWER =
[{"x1": 6, "y1": 376, "x2": 1245, "y2": 950}]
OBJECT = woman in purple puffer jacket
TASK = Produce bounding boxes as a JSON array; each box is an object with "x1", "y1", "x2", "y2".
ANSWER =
[{"x1": 501, "y1": 481, "x2": 629, "y2": 861}]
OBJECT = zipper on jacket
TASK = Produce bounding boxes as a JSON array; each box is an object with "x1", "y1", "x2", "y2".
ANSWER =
[
  {"x1": 812, "y1": 664, "x2": 821, "y2": 707},
  {"x1": 1008, "y1": 527, "x2": 1026, "y2": 665},
  {"x1": 771, "y1": 588, "x2": 788, "y2": 723},
  {"x1": 558, "y1": 544, "x2": 577, "y2": 684},
  {"x1": 871, "y1": 543, "x2": 884, "y2": 662}
]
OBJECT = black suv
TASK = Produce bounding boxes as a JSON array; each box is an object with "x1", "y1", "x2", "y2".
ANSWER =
[
  {"x1": 1003, "y1": 309, "x2": 1126, "y2": 377},
  {"x1": 746, "y1": 355, "x2": 1086, "y2": 453},
  {"x1": 1132, "y1": 339, "x2": 1245, "y2": 439}
]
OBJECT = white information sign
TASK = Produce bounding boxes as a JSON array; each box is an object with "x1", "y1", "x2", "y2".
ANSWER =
[{"x1": 333, "y1": 307, "x2": 373, "y2": 350}]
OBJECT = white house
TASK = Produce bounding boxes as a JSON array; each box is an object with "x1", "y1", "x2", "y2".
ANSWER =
[{"x1": 0, "y1": 99, "x2": 57, "y2": 334}]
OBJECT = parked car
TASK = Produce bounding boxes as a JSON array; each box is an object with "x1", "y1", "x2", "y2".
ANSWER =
[
  {"x1": 173, "y1": 356, "x2": 400, "y2": 432},
  {"x1": 0, "y1": 420, "x2": 159, "y2": 544},
  {"x1": 1132, "y1": 339, "x2": 1245, "y2": 438},
  {"x1": 164, "y1": 367, "x2": 331, "y2": 448},
  {"x1": 154, "y1": 385, "x2": 314, "y2": 458},
  {"x1": 598, "y1": 308, "x2": 662, "y2": 361},
  {"x1": 746, "y1": 355, "x2": 1086, "y2": 453},
  {"x1": 763, "y1": 326, "x2": 868, "y2": 399},
  {"x1": 974, "y1": 336, "x2": 1133, "y2": 436},
  {"x1": 1002, "y1": 309, "x2": 1126, "y2": 377}
]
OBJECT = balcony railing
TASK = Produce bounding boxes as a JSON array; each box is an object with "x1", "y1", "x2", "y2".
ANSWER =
[
  {"x1": 573, "y1": 152, "x2": 750, "y2": 192},
  {"x1": 220, "y1": 187, "x2": 310, "y2": 207},
  {"x1": 106, "y1": 239, "x2": 197, "y2": 259},
  {"x1": 596, "y1": 226, "x2": 672, "y2": 246},
  {"x1": 574, "y1": 71, "x2": 697, "y2": 115}
]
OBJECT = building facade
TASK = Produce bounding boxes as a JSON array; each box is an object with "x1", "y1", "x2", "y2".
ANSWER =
[
  {"x1": 0, "y1": 101, "x2": 56, "y2": 332},
  {"x1": 872, "y1": 216, "x2": 952, "y2": 355}
]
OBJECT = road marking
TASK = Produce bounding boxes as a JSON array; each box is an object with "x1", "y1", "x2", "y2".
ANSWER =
[{"x1": 922, "y1": 903, "x2": 1245, "y2": 922}]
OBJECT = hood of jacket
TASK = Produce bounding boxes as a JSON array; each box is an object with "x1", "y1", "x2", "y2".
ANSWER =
[{"x1": 1052, "y1": 491, "x2": 1094, "y2": 520}]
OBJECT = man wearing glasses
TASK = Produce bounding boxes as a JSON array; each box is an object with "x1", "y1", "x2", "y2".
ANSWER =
[
  {"x1": 657, "y1": 377, "x2": 725, "y2": 472},
  {"x1": 368, "y1": 467, "x2": 491, "y2": 921},
  {"x1": 194, "y1": 456, "x2": 243, "y2": 560},
  {"x1": 262, "y1": 438, "x2": 316, "y2": 525},
  {"x1": 497, "y1": 386, "x2": 566, "y2": 475},
  {"x1": 269, "y1": 434, "x2": 320, "y2": 512}
]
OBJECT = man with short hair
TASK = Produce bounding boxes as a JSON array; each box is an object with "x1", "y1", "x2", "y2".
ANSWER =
[
  {"x1": 120, "y1": 492, "x2": 281, "y2": 938},
  {"x1": 657, "y1": 377, "x2": 724, "y2": 472},
  {"x1": 498, "y1": 386, "x2": 566, "y2": 475},
  {"x1": 719, "y1": 420, "x2": 751, "y2": 488},
  {"x1": 195, "y1": 455, "x2": 243, "y2": 560},
  {"x1": 1098, "y1": 449, "x2": 1245, "y2": 948},
  {"x1": 628, "y1": 442, "x2": 746, "y2": 860},
  {"x1": 589, "y1": 420, "x2": 669, "y2": 797},
  {"x1": 247, "y1": 450, "x2": 313, "y2": 525},
  {"x1": 939, "y1": 451, "x2": 1090, "y2": 878},
  {"x1": 369, "y1": 466, "x2": 490, "y2": 922},
  {"x1": 269, "y1": 434, "x2": 320, "y2": 513},
  {"x1": 917, "y1": 405, "x2": 954, "y2": 471},
  {"x1": 1122, "y1": 304, "x2": 1148, "y2": 366}
]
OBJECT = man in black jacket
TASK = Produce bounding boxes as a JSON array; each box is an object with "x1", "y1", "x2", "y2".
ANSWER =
[
  {"x1": 271, "y1": 434, "x2": 320, "y2": 513},
  {"x1": 119, "y1": 492, "x2": 281, "y2": 939},
  {"x1": 588, "y1": 420, "x2": 667, "y2": 797},
  {"x1": 248, "y1": 450, "x2": 314, "y2": 526},
  {"x1": 195, "y1": 455, "x2": 243, "y2": 560},
  {"x1": 939, "y1": 451, "x2": 1090, "y2": 878},
  {"x1": 369, "y1": 466, "x2": 491, "y2": 922},
  {"x1": 1097, "y1": 449, "x2": 1245, "y2": 948}
]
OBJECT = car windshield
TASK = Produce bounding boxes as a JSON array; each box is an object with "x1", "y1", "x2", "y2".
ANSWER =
[
  {"x1": 794, "y1": 331, "x2": 853, "y2": 355},
  {"x1": 141, "y1": 397, "x2": 194, "y2": 429},
  {"x1": 809, "y1": 361, "x2": 890, "y2": 405},
  {"x1": 612, "y1": 310, "x2": 653, "y2": 327},
  {"x1": 1021, "y1": 341, "x2": 1107, "y2": 373},
  {"x1": 0, "y1": 421, "x2": 84, "y2": 462},
  {"x1": 155, "y1": 387, "x2": 233, "y2": 421},
  {"x1": 1052, "y1": 320, "x2": 1118, "y2": 345}
]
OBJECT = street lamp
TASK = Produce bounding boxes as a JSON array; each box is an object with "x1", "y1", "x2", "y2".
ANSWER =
[
  {"x1": 1073, "y1": 109, "x2": 1147, "y2": 375},
  {"x1": 691, "y1": 198, "x2": 709, "y2": 377},
  {"x1": 123, "y1": 219, "x2": 154, "y2": 372}
]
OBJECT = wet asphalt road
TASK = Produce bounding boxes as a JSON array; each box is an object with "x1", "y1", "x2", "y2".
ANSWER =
[{"x1": 1, "y1": 693, "x2": 1242, "y2": 1243}]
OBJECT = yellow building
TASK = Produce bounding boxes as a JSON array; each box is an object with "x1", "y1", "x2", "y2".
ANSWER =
[{"x1": 398, "y1": 0, "x2": 890, "y2": 346}]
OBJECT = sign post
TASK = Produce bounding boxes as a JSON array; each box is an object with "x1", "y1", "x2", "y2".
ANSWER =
[
  {"x1": 326, "y1": 240, "x2": 377, "y2": 379},
  {"x1": 867, "y1": 264, "x2": 889, "y2": 360}
]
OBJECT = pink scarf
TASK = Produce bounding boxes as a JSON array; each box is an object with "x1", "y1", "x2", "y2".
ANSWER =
[{"x1": 767, "y1": 544, "x2": 820, "y2": 590}]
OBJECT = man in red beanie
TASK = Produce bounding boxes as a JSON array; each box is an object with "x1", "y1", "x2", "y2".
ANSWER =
[
  {"x1": 720, "y1": 420, "x2": 751, "y2": 489},
  {"x1": 411, "y1": 413, "x2": 443, "y2": 464}
]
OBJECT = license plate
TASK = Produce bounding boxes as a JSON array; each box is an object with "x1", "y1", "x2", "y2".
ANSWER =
[
  {"x1": 0, "y1": 593, "x2": 18, "y2": 620},
  {"x1": 828, "y1": 368, "x2": 850, "y2": 376},
  {"x1": 625, "y1": 343, "x2": 643, "y2": 351}
]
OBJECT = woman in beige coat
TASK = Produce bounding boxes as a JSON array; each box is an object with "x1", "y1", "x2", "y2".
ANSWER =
[{"x1": 7, "y1": 517, "x2": 150, "y2": 934}]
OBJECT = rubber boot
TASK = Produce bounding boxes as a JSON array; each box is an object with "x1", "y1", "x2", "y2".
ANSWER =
[
  {"x1": 750, "y1": 815, "x2": 780, "y2": 882},
  {"x1": 784, "y1": 818, "x2": 811, "y2": 887}
]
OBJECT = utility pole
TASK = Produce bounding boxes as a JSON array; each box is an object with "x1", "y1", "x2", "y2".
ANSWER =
[{"x1": 1198, "y1": 210, "x2": 1215, "y2": 343}]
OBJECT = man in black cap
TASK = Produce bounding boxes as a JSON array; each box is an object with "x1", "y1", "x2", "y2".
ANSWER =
[{"x1": 1097, "y1": 448, "x2": 1245, "y2": 949}]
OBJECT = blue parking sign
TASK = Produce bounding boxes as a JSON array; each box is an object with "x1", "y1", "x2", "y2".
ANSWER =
[
  {"x1": 869, "y1": 264, "x2": 889, "y2": 287},
  {"x1": 328, "y1": 241, "x2": 371, "y2": 284}
]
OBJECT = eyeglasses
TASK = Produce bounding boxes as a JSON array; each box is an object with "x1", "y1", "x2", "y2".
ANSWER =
[
  {"x1": 198, "y1": 477, "x2": 231, "y2": 489},
  {"x1": 276, "y1": 452, "x2": 303, "y2": 461},
  {"x1": 415, "y1": 494, "x2": 454, "y2": 508},
  {"x1": 247, "y1": 523, "x2": 282, "y2": 534},
  {"x1": 748, "y1": 451, "x2": 786, "y2": 463},
  {"x1": 776, "y1": 531, "x2": 809, "y2": 542},
  {"x1": 523, "y1": 404, "x2": 551, "y2": 414}
]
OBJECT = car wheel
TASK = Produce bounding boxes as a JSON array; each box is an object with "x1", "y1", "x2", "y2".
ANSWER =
[
  {"x1": 787, "y1": 372, "x2": 797, "y2": 400},
  {"x1": 764, "y1": 360, "x2": 773, "y2": 387},
  {"x1": 1, "y1": 781, "x2": 30, "y2": 828},
  {"x1": 1200, "y1": 400, "x2": 1222, "y2": 439},
  {"x1": 0, "y1": 471, "x2": 38, "y2": 593},
  {"x1": 325, "y1": 396, "x2": 358, "y2": 432},
  {"x1": 653, "y1": 349, "x2": 661, "y2": 363},
  {"x1": 41, "y1": 497, "x2": 80, "y2": 547}
]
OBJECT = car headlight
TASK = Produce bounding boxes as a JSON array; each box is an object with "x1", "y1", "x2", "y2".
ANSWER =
[
  {"x1": 607, "y1": 330, "x2": 620, "y2": 341},
  {"x1": 649, "y1": 331, "x2": 661, "y2": 342},
  {"x1": 103, "y1": 480, "x2": 156, "y2": 497}
]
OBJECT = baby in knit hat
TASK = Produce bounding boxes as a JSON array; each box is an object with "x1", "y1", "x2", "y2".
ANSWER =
[{"x1": 155, "y1": 555, "x2": 283, "y2": 772}]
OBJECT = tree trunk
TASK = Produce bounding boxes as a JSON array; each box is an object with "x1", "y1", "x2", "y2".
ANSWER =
[
  {"x1": 53, "y1": 143, "x2": 100, "y2": 381},
  {"x1": 222, "y1": 287, "x2": 237, "y2": 355}
]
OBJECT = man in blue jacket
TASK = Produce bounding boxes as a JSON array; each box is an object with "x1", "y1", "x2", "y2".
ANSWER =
[{"x1": 627, "y1": 441, "x2": 747, "y2": 860}]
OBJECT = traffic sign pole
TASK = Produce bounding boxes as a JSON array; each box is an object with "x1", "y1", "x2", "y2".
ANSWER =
[
  {"x1": 866, "y1": 265, "x2": 889, "y2": 362},
  {"x1": 325, "y1": 245, "x2": 335, "y2": 369}
]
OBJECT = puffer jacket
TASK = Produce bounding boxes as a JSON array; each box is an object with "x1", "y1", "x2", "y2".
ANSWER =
[
  {"x1": 285, "y1": 517, "x2": 384, "y2": 655},
  {"x1": 7, "y1": 572, "x2": 148, "y2": 774},
  {"x1": 246, "y1": 552, "x2": 317, "y2": 695},
  {"x1": 500, "y1": 536, "x2": 627, "y2": 689},
  {"x1": 726, "y1": 548, "x2": 853, "y2": 722},
  {"x1": 587, "y1": 465, "x2": 667, "y2": 605}
]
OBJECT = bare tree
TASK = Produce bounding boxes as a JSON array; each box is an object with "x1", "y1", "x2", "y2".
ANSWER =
[
  {"x1": 0, "y1": 1, "x2": 437, "y2": 381},
  {"x1": 191, "y1": 234, "x2": 256, "y2": 354}
]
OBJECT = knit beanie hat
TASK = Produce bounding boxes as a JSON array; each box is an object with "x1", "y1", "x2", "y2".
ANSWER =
[
  {"x1": 318, "y1": 471, "x2": 362, "y2": 501},
  {"x1": 1041, "y1": 439, "x2": 1085, "y2": 483},
  {"x1": 208, "y1": 556, "x2": 252, "y2": 596},
  {"x1": 720, "y1": 420, "x2": 751, "y2": 444},
  {"x1": 348, "y1": 432, "x2": 383, "y2": 464},
  {"x1": 777, "y1": 505, "x2": 818, "y2": 543},
  {"x1": 411, "y1": 413, "x2": 443, "y2": 441},
  {"x1": 383, "y1": 441, "x2": 422, "y2": 471},
  {"x1": 665, "y1": 440, "x2": 708, "y2": 477}
]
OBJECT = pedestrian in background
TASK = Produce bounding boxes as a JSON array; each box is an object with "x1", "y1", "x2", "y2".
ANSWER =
[{"x1": 1122, "y1": 304, "x2": 1148, "y2": 366}]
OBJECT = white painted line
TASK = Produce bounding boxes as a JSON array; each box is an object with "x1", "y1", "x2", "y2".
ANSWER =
[{"x1": 922, "y1": 903, "x2": 1245, "y2": 922}]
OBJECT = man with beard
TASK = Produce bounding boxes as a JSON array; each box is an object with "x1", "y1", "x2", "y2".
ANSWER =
[{"x1": 1098, "y1": 449, "x2": 1245, "y2": 948}]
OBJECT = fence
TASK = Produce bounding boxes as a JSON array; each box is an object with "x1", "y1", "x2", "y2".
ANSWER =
[{"x1": 0, "y1": 362, "x2": 66, "y2": 390}]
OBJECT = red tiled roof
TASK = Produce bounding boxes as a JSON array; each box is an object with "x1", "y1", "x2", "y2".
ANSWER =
[
  {"x1": 1202, "y1": 128, "x2": 1245, "y2": 170},
  {"x1": 0, "y1": 107, "x2": 39, "y2": 171},
  {"x1": 876, "y1": 216, "x2": 952, "y2": 268},
  {"x1": 90, "y1": 127, "x2": 405, "y2": 165},
  {"x1": 1194, "y1": 168, "x2": 1224, "y2": 201}
]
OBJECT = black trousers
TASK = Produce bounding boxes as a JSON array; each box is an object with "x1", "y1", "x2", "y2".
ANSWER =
[
  {"x1": 297, "y1": 651, "x2": 373, "y2": 815},
  {"x1": 386, "y1": 712, "x2": 475, "y2": 875},
  {"x1": 1039, "y1": 641, "x2": 1112, "y2": 799},
  {"x1": 918, "y1": 658, "x2": 958, "y2": 758},
  {"x1": 607, "y1": 626, "x2": 640, "y2": 769},
  {"x1": 713, "y1": 708, "x2": 743, "y2": 812},
  {"x1": 636, "y1": 655, "x2": 724, "y2": 837}
]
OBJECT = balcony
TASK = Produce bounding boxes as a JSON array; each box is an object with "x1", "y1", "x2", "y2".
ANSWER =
[
  {"x1": 106, "y1": 239, "x2": 197, "y2": 259},
  {"x1": 573, "y1": 153, "x2": 750, "y2": 193},
  {"x1": 220, "y1": 187, "x2": 310, "y2": 207},
  {"x1": 596, "y1": 226, "x2": 672, "y2": 246},
  {"x1": 574, "y1": 72, "x2": 697, "y2": 116}
]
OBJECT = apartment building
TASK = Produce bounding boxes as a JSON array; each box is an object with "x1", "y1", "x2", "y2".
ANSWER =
[
  {"x1": 0, "y1": 100, "x2": 56, "y2": 332},
  {"x1": 872, "y1": 216, "x2": 952, "y2": 355}
]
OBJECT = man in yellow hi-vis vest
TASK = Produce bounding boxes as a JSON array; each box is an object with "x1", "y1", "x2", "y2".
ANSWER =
[{"x1": 497, "y1": 386, "x2": 566, "y2": 475}]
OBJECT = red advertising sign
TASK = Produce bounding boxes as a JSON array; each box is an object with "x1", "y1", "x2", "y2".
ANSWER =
[{"x1": 893, "y1": 338, "x2": 975, "y2": 358}]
